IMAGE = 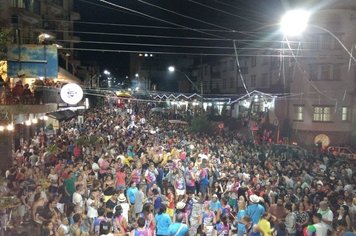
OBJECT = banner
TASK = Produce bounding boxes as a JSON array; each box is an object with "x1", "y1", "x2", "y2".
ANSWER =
[{"x1": 7, "y1": 44, "x2": 58, "y2": 78}]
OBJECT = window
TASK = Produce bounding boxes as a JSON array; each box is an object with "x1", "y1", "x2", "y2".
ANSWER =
[
  {"x1": 222, "y1": 61, "x2": 227, "y2": 72},
  {"x1": 204, "y1": 66, "x2": 209, "y2": 75},
  {"x1": 229, "y1": 60, "x2": 234, "y2": 71},
  {"x1": 313, "y1": 106, "x2": 331, "y2": 122},
  {"x1": 251, "y1": 56, "x2": 256, "y2": 67},
  {"x1": 333, "y1": 64, "x2": 342, "y2": 80},
  {"x1": 229, "y1": 77, "x2": 234, "y2": 88},
  {"x1": 261, "y1": 73, "x2": 268, "y2": 87},
  {"x1": 320, "y1": 34, "x2": 333, "y2": 50},
  {"x1": 310, "y1": 64, "x2": 339, "y2": 81},
  {"x1": 320, "y1": 64, "x2": 331, "y2": 80},
  {"x1": 294, "y1": 106, "x2": 304, "y2": 121},
  {"x1": 251, "y1": 75, "x2": 256, "y2": 87},
  {"x1": 342, "y1": 107, "x2": 349, "y2": 121},
  {"x1": 222, "y1": 78, "x2": 227, "y2": 89}
]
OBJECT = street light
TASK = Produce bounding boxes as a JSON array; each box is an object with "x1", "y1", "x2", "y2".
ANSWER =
[
  {"x1": 280, "y1": 10, "x2": 310, "y2": 36},
  {"x1": 280, "y1": 10, "x2": 356, "y2": 61},
  {"x1": 168, "y1": 66, "x2": 203, "y2": 109},
  {"x1": 104, "y1": 70, "x2": 110, "y2": 75}
]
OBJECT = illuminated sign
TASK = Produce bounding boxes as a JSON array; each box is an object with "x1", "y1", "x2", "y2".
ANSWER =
[{"x1": 60, "y1": 83, "x2": 83, "y2": 105}]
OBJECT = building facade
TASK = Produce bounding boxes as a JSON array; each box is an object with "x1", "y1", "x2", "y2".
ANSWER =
[
  {"x1": 285, "y1": 2, "x2": 356, "y2": 147},
  {"x1": 0, "y1": 0, "x2": 81, "y2": 171}
]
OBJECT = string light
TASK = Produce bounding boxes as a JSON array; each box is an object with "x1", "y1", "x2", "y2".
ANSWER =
[{"x1": 6, "y1": 123, "x2": 14, "y2": 131}]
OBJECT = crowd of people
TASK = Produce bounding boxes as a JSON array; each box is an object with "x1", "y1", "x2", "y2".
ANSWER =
[
  {"x1": 1, "y1": 101, "x2": 355, "y2": 236},
  {"x1": 0, "y1": 78, "x2": 63, "y2": 105}
]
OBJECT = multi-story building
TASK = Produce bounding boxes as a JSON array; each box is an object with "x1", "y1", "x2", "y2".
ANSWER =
[
  {"x1": 0, "y1": 0, "x2": 81, "y2": 171},
  {"x1": 191, "y1": 1, "x2": 356, "y2": 147},
  {"x1": 0, "y1": 0, "x2": 81, "y2": 75},
  {"x1": 283, "y1": 1, "x2": 356, "y2": 147}
]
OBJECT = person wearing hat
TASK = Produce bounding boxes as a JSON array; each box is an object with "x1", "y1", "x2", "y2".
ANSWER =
[
  {"x1": 117, "y1": 193, "x2": 130, "y2": 222},
  {"x1": 246, "y1": 194, "x2": 265, "y2": 225},
  {"x1": 174, "y1": 201, "x2": 189, "y2": 226}
]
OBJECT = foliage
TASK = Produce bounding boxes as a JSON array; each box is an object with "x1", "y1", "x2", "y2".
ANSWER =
[
  {"x1": 157, "y1": 101, "x2": 168, "y2": 108},
  {"x1": 188, "y1": 115, "x2": 213, "y2": 134},
  {"x1": 46, "y1": 143, "x2": 58, "y2": 154},
  {"x1": 75, "y1": 136, "x2": 89, "y2": 146},
  {"x1": 47, "y1": 123, "x2": 54, "y2": 130},
  {"x1": 0, "y1": 29, "x2": 11, "y2": 60}
]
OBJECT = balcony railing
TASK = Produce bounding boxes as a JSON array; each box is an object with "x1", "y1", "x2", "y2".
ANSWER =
[
  {"x1": 9, "y1": 0, "x2": 41, "y2": 15},
  {"x1": 0, "y1": 86, "x2": 59, "y2": 105}
]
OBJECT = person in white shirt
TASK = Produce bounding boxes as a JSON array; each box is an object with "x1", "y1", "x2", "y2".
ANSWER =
[
  {"x1": 307, "y1": 213, "x2": 328, "y2": 236},
  {"x1": 317, "y1": 201, "x2": 333, "y2": 232},
  {"x1": 86, "y1": 192, "x2": 99, "y2": 219},
  {"x1": 117, "y1": 194, "x2": 130, "y2": 222},
  {"x1": 72, "y1": 184, "x2": 84, "y2": 208}
]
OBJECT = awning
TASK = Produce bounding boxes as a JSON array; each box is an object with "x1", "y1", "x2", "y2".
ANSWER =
[
  {"x1": 47, "y1": 110, "x2": 76, "y2": 121},
  {"x1": 57, "y1": 67, "x2": 81, "y2": 84}
]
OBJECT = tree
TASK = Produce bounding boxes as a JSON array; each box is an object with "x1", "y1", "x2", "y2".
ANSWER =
[
  {"x1": 189, "y1": 115, "x2": 213, "y2": 134},
  {"x1": 0, "y1": 29, "x2": 11, "y2": 60}
]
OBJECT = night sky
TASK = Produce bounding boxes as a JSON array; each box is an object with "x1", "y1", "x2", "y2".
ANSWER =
[{"x1": 72, "y1": 0, "x2": 303, "y2": 78}]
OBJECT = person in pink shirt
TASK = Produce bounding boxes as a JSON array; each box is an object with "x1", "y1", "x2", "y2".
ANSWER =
[
  {"x1": 115, "y1": 167, "x2": 127, "y2": 191},
  {"x1": 98, "y1": 155, "x2": 110, "y2": 180}
]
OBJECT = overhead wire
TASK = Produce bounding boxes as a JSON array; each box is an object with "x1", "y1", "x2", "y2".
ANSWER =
[
  {"x1": 188, "y1": 0, "x2": 264, "y2": 25},
  {"x1": 77, "y1": 0, "x2": 147, "y2": 20},
  {"x1": 98, "y1": 0, "x2": 228, "y2": 40},
  {"x1": 233, "y1": 40, "x2": 250, "y2": 97},
  {"x1": 136, "y1": 0, "x2": 236, "y2": 32},
  {"x1": 58, "y1": 47, "x2": 341, "y2": 58},
  {"x1": 213, "y1": 0, "x2": 270, "y2": 21},
  {"x1": 55, "y1": 38, "x2": 321, "y2": 52},
  {"x1": 3, "y1": 25, "x2": 312, "y2": 45}
]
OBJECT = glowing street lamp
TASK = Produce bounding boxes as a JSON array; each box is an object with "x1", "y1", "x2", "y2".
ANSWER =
[
  {"x1": 280, "y1": 10, "x2": 310, "y2": 36},
  {"x1": 168, "y1": 65, "x2": 203, "y2": 110},
  {"x1": 168, "y1": 66, "x2": 175, "y2": 73},
  {"x1": 103, "y1": 70, "x2": 110, "y2": 75},
  {"x1": 280, "y1": 9, "x2": 356, "y2": 61}
]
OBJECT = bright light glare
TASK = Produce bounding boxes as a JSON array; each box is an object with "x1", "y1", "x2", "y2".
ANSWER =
[
  {"x1": 104, "y1": 70, "x2": 110, "y2": 75},
  {"x1": 168, "y1": 66, "x2": 175, "y2": 72},
  {"x1": 281, "y1": 10, "x2": 310, "y2": 36}
]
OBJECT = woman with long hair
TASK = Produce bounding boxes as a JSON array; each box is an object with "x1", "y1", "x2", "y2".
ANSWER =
[
  {"x1": 113, "y1": 205, "x2": 129, "y2": 235},
  {"x1": 295, "y1": 202, "x2": 309, "y2": 236},
  {"x1": 335, "y1": 205, "x2": 351, "y2": 232},
  {"x1": 165, "y1": 187, "x2": 175, "y2": 219},
  {"x1": 200, "y1": 200, "x2": 216, "y2": 236},
  {"x1": 139, "y1": 203, "x2": 156, "y2": 232}
]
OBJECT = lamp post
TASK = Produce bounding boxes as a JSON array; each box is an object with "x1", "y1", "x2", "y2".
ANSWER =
[
  {"x1": 168, "y1": 66, "x2": 204, "y2": 110},
  {"x1": 280, "y1": 10, "x2": 356, "y2": 61}
]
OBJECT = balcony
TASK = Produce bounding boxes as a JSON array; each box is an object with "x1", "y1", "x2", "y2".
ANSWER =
[
  {"x1": 0, "y1": 86, "x2": 60, "y2": 106},
  {"x1": 10, "y1": 0, "x2": 41, "y2": 24},
  {"x1": 47, "y1": 0, "x2": 64, "y2": 16},
  {"x1": 70, "y1": 11, "x2": 80, "y2": 21}
]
